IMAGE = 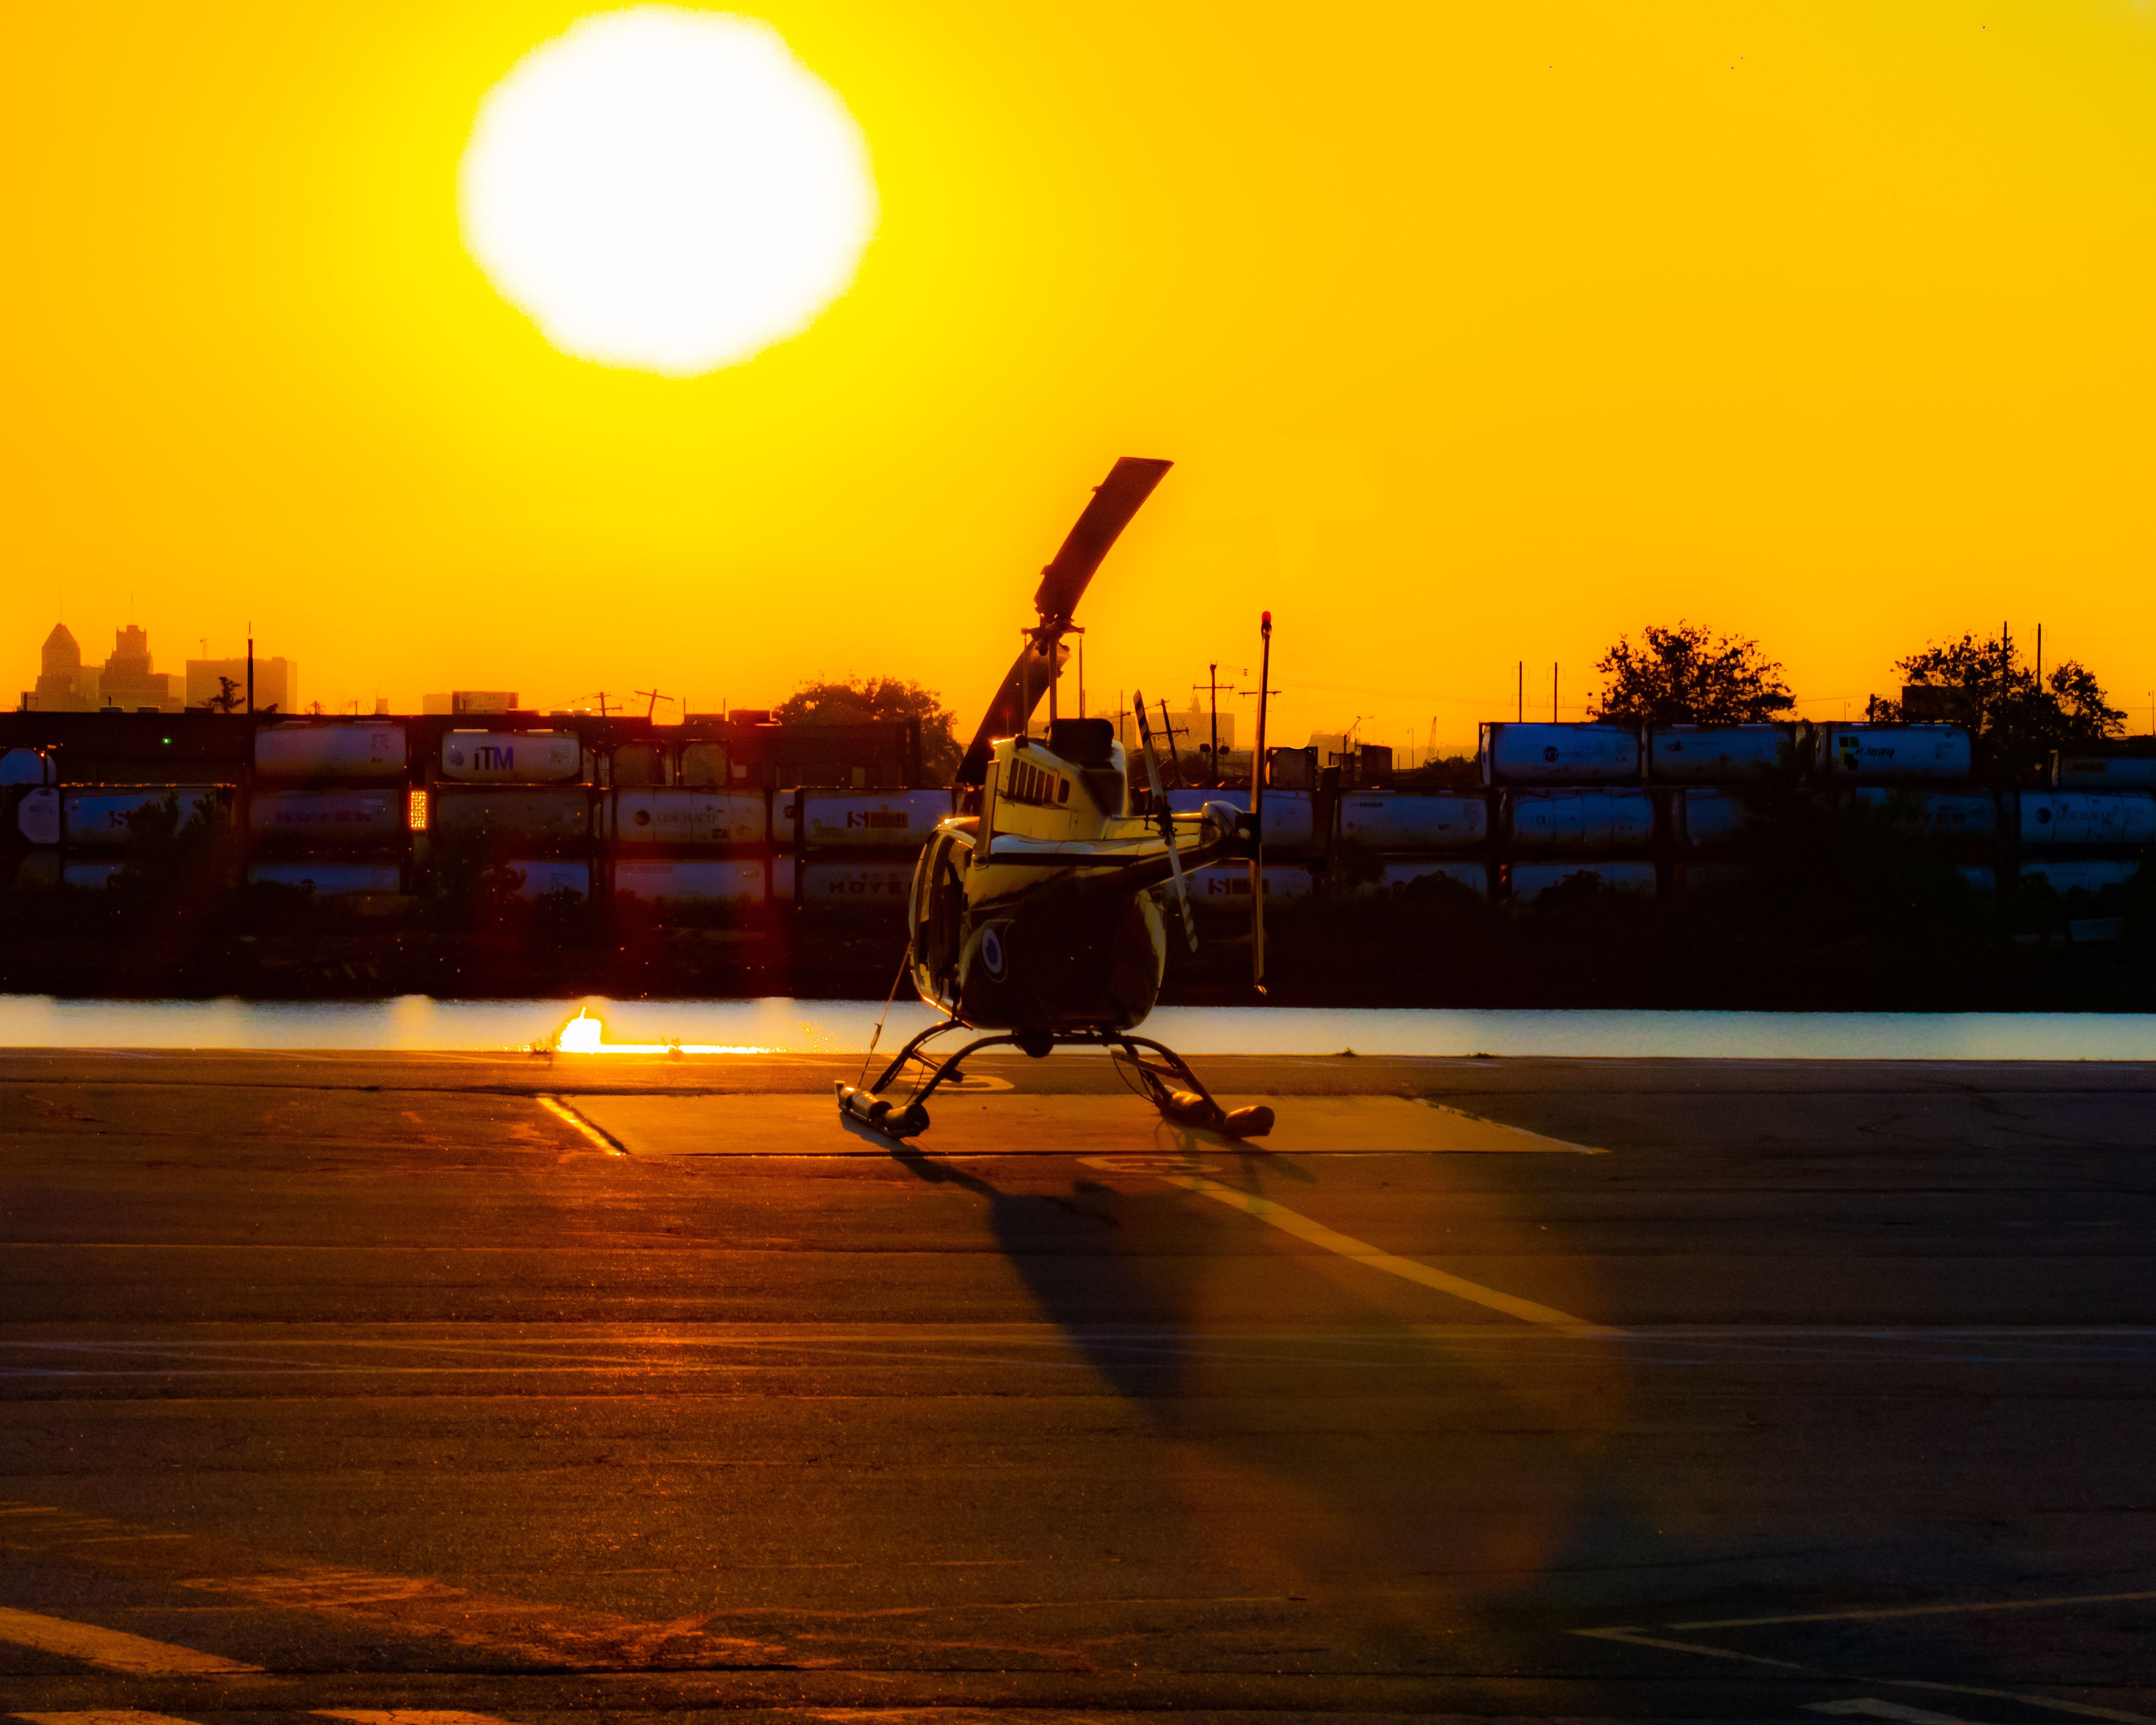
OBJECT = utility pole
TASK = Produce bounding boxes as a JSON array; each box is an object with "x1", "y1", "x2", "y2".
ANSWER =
[
  {"x1": 246, "y1": 621, "x2": 254, "y2": 715},
  {"x1": 1157, "y1": 697, "x2": 1184, "y2": 787},
  {"x1": 2036, "y1": 624, "x2": 2042, "y2": 685},
  {"x1": 1517, "y1": 661, "x2": 1523, "y2": 723},
  {"x1": 1552, "y1": 662, "x2": 1558, "y2": 724},
  {"x1": 1208, "y1": 662, "x2": 1219, "y2": 786}
]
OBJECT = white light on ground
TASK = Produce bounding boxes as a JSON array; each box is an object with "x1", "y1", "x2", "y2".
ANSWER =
[{"x1": 460, "y1": 7, "x2": 878, "y2": 375}]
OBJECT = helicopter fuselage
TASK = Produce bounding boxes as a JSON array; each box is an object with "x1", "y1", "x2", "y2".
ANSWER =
[{"x1": 907, "y1": 729, "x2": 1239, "y2": 1033}]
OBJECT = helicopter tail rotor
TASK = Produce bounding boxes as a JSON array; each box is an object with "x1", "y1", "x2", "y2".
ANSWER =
[{"x1": 1133, "y1": 689, "x2": 1198, "y2": 954}]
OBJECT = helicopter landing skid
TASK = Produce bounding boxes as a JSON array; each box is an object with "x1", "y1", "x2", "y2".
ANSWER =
[{"x1": 835, "y1": 1021, "x2": 1275, "y2": 1143}]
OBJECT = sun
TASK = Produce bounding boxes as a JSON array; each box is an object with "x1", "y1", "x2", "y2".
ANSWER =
[{"x1": 459, "y1": 7, "x2": 878, "y2": 377}]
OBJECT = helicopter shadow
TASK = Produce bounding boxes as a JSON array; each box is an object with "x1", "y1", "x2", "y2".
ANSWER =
[{"x1": 867, "y1": 1100, "x2": 1642, "y2": 1639}]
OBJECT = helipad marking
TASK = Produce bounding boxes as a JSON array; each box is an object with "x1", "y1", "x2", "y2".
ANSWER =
[
  {"x1": 1098, "y1": 1164, "x2": 1620, "y2": 1336},
  {"x1": 317, "y1": 1712, "x2": 527, "y2": 1725},
  {"x1": 0, "y1": 1607, "x2": 261, "y2": 1675},
  {"x1": 15, "y1": 1712, "x2": 212, "y2": 1725}
]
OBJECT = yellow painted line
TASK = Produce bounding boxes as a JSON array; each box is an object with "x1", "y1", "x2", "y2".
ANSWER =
[
  {"x1": 1574, "y1": 1625, "x2": 1808, "y2": 1667},
  {"x1": 1159, "y1": 1173, "x2": 1622, "y2": 1337},
  {"x1": 1676, "y1": 1587, "x2": 2156, "y2": 1629},
  {"x1": 536, "y1": 1095, "x2": 625, "y2": 1156},
  {"x1": 16, "y1": 1712, "x2": 210, "y2": 1725},
  {"x1": 0, "y1": 1607, "x2": 260, "y2": 1676},
  {"x1": 1806, "y1": 1702, "x2": 1971, "y2": 1724}
]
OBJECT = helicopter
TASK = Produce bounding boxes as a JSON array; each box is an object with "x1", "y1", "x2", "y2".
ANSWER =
[{"x1": 837, "y1": 456, "x2": 1280, "y2": 1143}]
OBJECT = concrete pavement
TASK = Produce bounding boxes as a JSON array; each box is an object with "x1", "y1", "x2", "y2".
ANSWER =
[{"x1": 1, "y1": 1048, "x2": 2152, "y2": 1720}]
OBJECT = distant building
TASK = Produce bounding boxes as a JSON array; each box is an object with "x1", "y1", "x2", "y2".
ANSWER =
[
  {"x1": 185, "y1": 656, "x2": 296, "y2": 713},
  {"x1": 95, "y1": 625, "x2": 183, "y2": 712},
  {"x1": 29, "y1": 624, "x2": 94, "y2": 711},
  {"x1": 423, "y1": 691, "x2": 519, "y2": 715}
]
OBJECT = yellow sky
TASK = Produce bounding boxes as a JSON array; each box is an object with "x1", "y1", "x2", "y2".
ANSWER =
[{"x1": 7, "y1": 1, "x2": 2156, "y2": 753}]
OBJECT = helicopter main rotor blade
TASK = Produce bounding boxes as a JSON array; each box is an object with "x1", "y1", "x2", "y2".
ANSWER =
[
  {"x1": 953, "y1": 457, "x2": 1170, "y2": 787},
  {"x1": 955, "y1": 637, "x2": 1065, "y2": 788},
  {"x1": 1032, "y1": 457, "x2": 1173, "y2": 625},
  {"x1": 1134, "y1": 688, "x2": 1198, "y2": 955}
]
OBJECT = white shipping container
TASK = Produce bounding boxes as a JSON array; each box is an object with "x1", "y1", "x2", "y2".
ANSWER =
[
  {"x1": 1510, "y1": 860, "x2": 1658, "y2": 899},
  {"x1": 433, "y1": 788, "x2": 591, "y2": 842},
  {"x1": 1359, "y1": 860, "x2": 1489, "y2": 897},
  {"x1": 256, "y1": 723, "x2": 406, "y2": 779},
  {"x1": 1815, "y1": 724, "x2": 1972, "y2": 781},
  {"x1": 440, "y1": 731, "x2": 582, "y2": 783},
  {"x1": 506, "y1": 860, "x2": 591, "y2": 899},
  {"x1": 1337, "y1": 793, "x2": 1486, "y2": 852},
  {"x1": 16, "y1": 786, "x2": 60, "y2": 845},
  {"x1": 2019, "y1": 858, "x2": 2142, "y2": 894},
  {"x1": 1648, "y1": 724, "x2": 1797, "y2": 782},
  {"x1": 248, "y1": 790, "x2": 404, "y2": 844},
  {"x1": 2055, "y1": 756, "x2": 2156, "y2": 789},
  {"x1": 1850, "y1": 788, "x2": 2000, "y2": 836},
  {"x1": 63, "y1": 788, "x2": 216, "y2": 849},
  {"x1": 791, "y1": 790, "x2": 951, "y2": 849},
  {"x1": 249, "y1": 860, "x2": 402, "y2": 895},
  {"x1": 797, "y1": 861, "x2": 917, "y2": 904},
  {"x1": 1505, "y1": 789, "x2": 1654, "y2": 851},
  {"x1": 1164, "y1": 788, "x2": 1318, "y2": 850},
  {"x1": 1183, "y1": 862, "x2": 1314, "y2": 903},
  {"x1": 1480, "y1": 723, "x2": 1640, "y2": 785},
  {"x1": 1681, "y1": 789, "x2": 1748, "y2": 847},
  {"x1": 614, "y1": 790, "x2": 767, "y2": 846},
  {"x1": 613, "y1": 859, "x2": 767, "y2": 902},
  {"x1": 2017, "y1": 791, "x2": 2156, "y2": 848}
]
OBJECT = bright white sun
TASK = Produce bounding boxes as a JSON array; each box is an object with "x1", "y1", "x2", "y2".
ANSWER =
[{"x1": 459, "y1": 7, "x2": 877, "y2": 376}]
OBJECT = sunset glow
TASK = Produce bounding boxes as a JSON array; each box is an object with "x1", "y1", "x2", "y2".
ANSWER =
[
  {"x1": 6, "y1": 4, "x2": 2156, "y2": 746},
  {"x1": 459, "y1": 8, "x2": 876, "y2": 375}
]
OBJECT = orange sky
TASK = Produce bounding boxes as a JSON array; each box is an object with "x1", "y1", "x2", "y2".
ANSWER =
[{"x1": 7, "y1": 1, "x2": 2156, "y2": 754}]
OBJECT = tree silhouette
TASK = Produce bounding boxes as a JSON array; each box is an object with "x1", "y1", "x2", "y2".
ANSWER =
[
  {"x1": 1593, "y1": 623, "x2": 1794, "y2": 725},
  {"x1": 1871, "y1": 632, "x2": 2124, "y2": 784},
  {"x1": 775, "y1": 677, "x2": 962, "y2": 783}
]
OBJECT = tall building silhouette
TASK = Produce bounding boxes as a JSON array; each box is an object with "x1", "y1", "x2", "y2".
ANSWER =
[
  {"x1": 95, "y1": 624, "x2": 180, "y2": 712},
  {"x1": 31, "y1": 624, "x2": 92, "y2": 711}
]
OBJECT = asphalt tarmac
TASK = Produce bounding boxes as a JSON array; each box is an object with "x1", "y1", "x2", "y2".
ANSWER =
[{"x1": 1, "y1": 1047, "x2": 2152, "y2": 1723}]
